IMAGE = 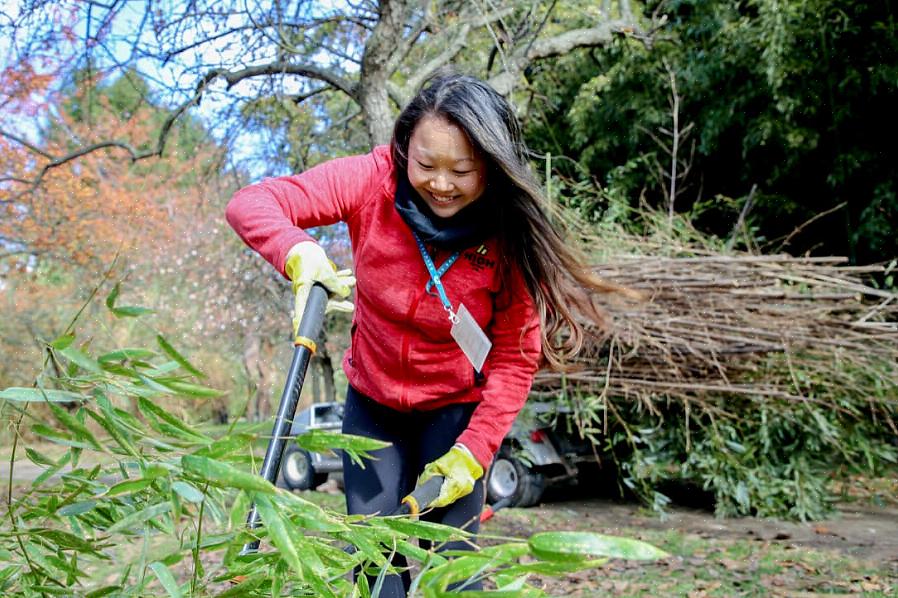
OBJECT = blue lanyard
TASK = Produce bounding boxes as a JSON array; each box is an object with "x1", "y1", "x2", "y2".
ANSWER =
[{"x1": 412, "y1": 232, "x2": 460, "y2": 316}]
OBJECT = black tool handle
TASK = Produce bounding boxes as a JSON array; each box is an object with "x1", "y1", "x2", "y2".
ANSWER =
[
  {"x1": 241, "y1": 283, "x2": 329, "y2": 555},
  {"x1": 395, "y1": 475, "x2": 444, "y2": 516}
]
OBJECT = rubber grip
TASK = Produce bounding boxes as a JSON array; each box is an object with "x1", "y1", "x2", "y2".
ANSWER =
[{"x1": 399, "y1": 475, "x2": 444, "y2": 515}]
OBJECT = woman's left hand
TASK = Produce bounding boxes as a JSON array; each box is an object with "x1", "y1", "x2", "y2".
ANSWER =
[{"x1": 409, "y1": 444, "x2": 484, "y2": 509}]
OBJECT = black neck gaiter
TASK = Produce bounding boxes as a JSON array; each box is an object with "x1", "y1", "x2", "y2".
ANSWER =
[{"x1": 394, "y1": 175, "x2": 496, "y2": 252}]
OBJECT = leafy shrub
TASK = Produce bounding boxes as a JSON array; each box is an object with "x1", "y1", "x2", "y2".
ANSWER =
[{"x1": 0, "y1": 283, "x2": 666, "y2": 596}]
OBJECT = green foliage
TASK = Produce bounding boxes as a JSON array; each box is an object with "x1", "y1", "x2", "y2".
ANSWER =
[
  {"x1": 525, "y1": 0, "x2": 898, "y2": 264},
  {"x1": 540, "y1": 183, "x2": 898, "y2": 520},
  {"x1": 571, "y1": 350, "x2": 898, "y2": 520},
  {"x1": 0, "y1": 283, "x2": 665, "y2": 595}
]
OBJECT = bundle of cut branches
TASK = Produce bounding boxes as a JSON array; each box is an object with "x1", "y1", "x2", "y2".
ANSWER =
[{"x1": 533, "y1": 253, "x2": 898, "y2": 433}]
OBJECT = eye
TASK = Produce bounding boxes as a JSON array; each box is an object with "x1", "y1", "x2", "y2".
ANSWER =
[
  {"x1": 415, "y1": 160, "x2": 433, "y2": 170},
  {"x1": 453, "y1": 170, "x2": 473, "y2": 176}
]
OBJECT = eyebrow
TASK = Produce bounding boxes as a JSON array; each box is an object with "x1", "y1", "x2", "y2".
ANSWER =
[{"x1": 411, "y1": 148, "x2": 478, "y2": 164}]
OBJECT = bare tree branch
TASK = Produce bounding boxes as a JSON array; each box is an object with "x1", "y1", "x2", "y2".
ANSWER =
[
  {"x1": 0, "y1": 0, "x2": 659, "y2": 189},
  {"x1": 207, "y1": 62, "x2": 357, "y2": 99},
  {"x1": 400, "y1": 4, "x2": 516, "y2": 101},
  {"x1": 489, "y1": 18, "x2": 642, "y2": 94},
  {"x1": 0, "y1": 129, "x2": 54, "y2": 161}
]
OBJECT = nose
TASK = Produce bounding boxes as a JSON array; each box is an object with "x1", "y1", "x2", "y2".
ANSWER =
[{"x1": 430, "y1": 173, "x2": 453, "y2": 193}]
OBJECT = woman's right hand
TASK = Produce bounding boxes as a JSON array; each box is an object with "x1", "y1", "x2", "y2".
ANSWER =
[{"x1": 285, "y1": 242, "x2": 355, "y2": 335}]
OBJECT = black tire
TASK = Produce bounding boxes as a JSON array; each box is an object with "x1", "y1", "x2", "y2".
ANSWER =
[
  {"x1": 280, "y1": 444, "x2": 327, "y2": 490},
  {"x1": 486, "y1": 448, "x2": 545, "y2": 508}
]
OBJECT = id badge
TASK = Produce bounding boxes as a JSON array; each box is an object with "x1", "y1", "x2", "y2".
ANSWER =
[{"x1": 450, "y1": 303, "x2": 492, "y2": 373}]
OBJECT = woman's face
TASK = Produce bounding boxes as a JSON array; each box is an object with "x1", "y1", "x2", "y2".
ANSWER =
[{"x1": 407, "y1": 114, "x2": 487, "y2": 219}]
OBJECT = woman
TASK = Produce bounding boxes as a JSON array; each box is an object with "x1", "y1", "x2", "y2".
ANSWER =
[{"x1": 226, "y1": 71, "x2": 614, "y2": 595}]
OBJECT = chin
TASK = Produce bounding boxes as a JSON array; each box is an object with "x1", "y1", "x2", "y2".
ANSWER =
[{"x1": 428, "y1": 203, "x2": 463, "y2": 218}]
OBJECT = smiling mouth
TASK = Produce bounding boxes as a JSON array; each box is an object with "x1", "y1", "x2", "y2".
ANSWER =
[{"x1": 429, "y1": 192, "x2": 459, "y2": 204}]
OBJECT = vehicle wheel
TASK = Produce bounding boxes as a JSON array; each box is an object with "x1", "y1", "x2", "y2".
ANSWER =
[
  {"x1": 486, "y1": 449, "x2": 545, "y2": 508},
  {"x1": 280, "y1": 445, "x2": 326, "y2": 490}
]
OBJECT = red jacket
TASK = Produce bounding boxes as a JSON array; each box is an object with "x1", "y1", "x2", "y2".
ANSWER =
[{"x1": 225, "y1": 146, "x2": 541, "y2": 467}]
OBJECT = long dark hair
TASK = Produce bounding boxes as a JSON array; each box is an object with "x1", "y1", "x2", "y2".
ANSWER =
[{"x1": 391, "y1": 71, "x2": 620, "y2": 370}]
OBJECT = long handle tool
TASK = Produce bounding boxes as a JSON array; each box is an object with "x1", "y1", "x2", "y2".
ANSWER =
[{"x1": 241, "y1": 282, "x2": 329, "y2": 555}]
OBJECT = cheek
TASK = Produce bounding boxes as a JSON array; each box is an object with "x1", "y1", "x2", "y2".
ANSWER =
[
  {"x1": 407, "y1": 167, "x2": 425, "y2": 189},
  {"x1": 464, "y1": 174, "x2": 487, "y2": 199}
]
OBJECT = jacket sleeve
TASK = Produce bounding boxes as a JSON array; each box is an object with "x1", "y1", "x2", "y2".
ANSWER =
[
  {"x1": 225, "y1": 147, "x2": 391, "y2": 276},
  {"x1": 456, "y1": 264, "x2": 542, "y2": 469}
]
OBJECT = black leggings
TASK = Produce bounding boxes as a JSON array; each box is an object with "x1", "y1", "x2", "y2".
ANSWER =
[{"x1": 341, "y1": 385, "x2": 485, "y2": 596}]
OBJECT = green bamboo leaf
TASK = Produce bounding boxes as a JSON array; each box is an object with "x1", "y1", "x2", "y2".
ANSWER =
[
  {"x1": 32, "y1": 423, "x2": 94, "y2": 450},
  {"x1": 104, "y1": 478, "x2": 156, "y2": 497},
  {"x1": 295, "y1": 429, "x2": 390, "y2": 454},
  {"x1": 95, "y1": 395, "x2": 148, "y2": 442},
  {"x1": 394, "y1": 539, "x2": 448, "y2": 567},
  {"x1": 171, "y1": 481, "x2": 205, "y2": 503},
  {"x1": 50, "y1": 333, "x2": 76, "y2": 350},
  {"x1": 419, "y1": 552, "x2": 493, "y2": 591},
  {"x1": 49, "y1": 403, "x2": 104, "y2": 450},
  {"x1": 142, "y1": 361, "x2": 181, "y2": 376},
  {"x1": 138, "y1": 397, "x2": 210, "y2": 442},
  {"x1": 112, "y1": 305, "x2": 155, "y2": 318},
  {"x1": 337, "y1": 529, "x2": 389, "y2": 567},
  {"x1": 420, "y1": 543, "x2": 532, "y2": 590},
  {"x1": 84, "y1": 409, "x2": 140, "y2": 458},
  {"x1": 33, "y1": 529, "x2": 105, "y2": 556},
  {"x1": 528, "y1": 531, "x2": 669, "y2": 562},
  {"x1": 98, "y1": 348, "x2": 157, "y2": 364},
  {"x1": 156, "y1": 335, "x2": 205, "y2": 378},
  {"x1": 106, "y1": 502, "x2": 171, "y2": 534},
  {"x1": 137, "y1": 374, "x2": 176, "y2": 395},
  {"x1": 106, "y1": 282, "x2": 121, "y2": 309},
  {"x1": 0, "y1": 564, "x2": 20, "y2": 586},
  {"x1": 213, "y1": 573, "x2": 265, "y2": 597},
  {"x1": 198, "y1": 533, "x2": 234, "y2": 550},
  {"x1": 301, "y1": 537, "x2": 359, "y2": 571},
  {"x1": 277, "y1": 492, "x2": 349, "y2": 533},
  {"x1": 58, "y1": 346, "x2": 103, "y2": 373},
  {"x1": 31, "y1": 451, "x2": 72, "y2": 487},
  {"x1": 0, "y1": 387, "x2": 83, "y2": 403},
  {"x1": 57, "y1": 500, "x2": 97, "y2": 517},
  {"x1": 180, "y1": 455, "x2": 276, "y2": 494},
  {"x1": 356, "y1": 574, "x2": 370, "y2": 598},
  {"x1": 502, "y1": 558, "x2": 607, "y2": 576},
  {"x1": 25, "y1": 447, "x2": 56, "y2": 466},
  {"x1": 194, "y1": 433, "x2": 253, "y2": 460},
  {"x1": 143, "y1": 464, "x2": 172, "y2": 478},
  {"x1": 149, "y1": 561, "x2": 183, "y2": 598},
  {"x1": 154, "y1": 378, "x2": 223, "y2": 398},
  {"x1": 490, "y1": 572, "x2": 532, "y2": 593},
  {"x1": 228, "y1": 490, "x2": 251, "y2": 531},
  {"x1": 85, "y1": 586, "x2": 122, "y2": 598},
  {"x1": 374, "y1": 517, "x2": 460, "y2": 543},
  {"x1": 254, "y1": 495, "x2": 304, "y2": 579}
]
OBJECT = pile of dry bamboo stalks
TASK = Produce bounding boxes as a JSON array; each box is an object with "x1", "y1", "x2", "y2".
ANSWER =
[{"x1": 533, "y1": 252, "x2": 898, "y2": 431}]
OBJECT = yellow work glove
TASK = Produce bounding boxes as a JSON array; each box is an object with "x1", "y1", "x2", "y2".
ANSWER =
[
  {"x1": 284, "y1": 241, "x2": 355, "y2": 335},
  {"x1": 408, "y1": 444, "x2": 484, "y2": 510}
]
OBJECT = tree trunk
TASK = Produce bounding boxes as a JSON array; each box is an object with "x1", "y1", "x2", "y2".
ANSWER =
[
  {"x1": 318, "y1": 339, "x2": 337, "y2": 403},
  {"x1": 242, "y1": 332, "x2": 271, "y2": 422},
  {"x1": 358, "y1": 0, "x2": 410, "y2": 146}
]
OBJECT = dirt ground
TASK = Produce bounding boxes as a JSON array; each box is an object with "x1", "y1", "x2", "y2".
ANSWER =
[
  {"x1": 487, "y1": 492, "x2": 898, "y2": 563},
  {"x1": 479, "y1": 486, "x2": 898, "y2": 596}
]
